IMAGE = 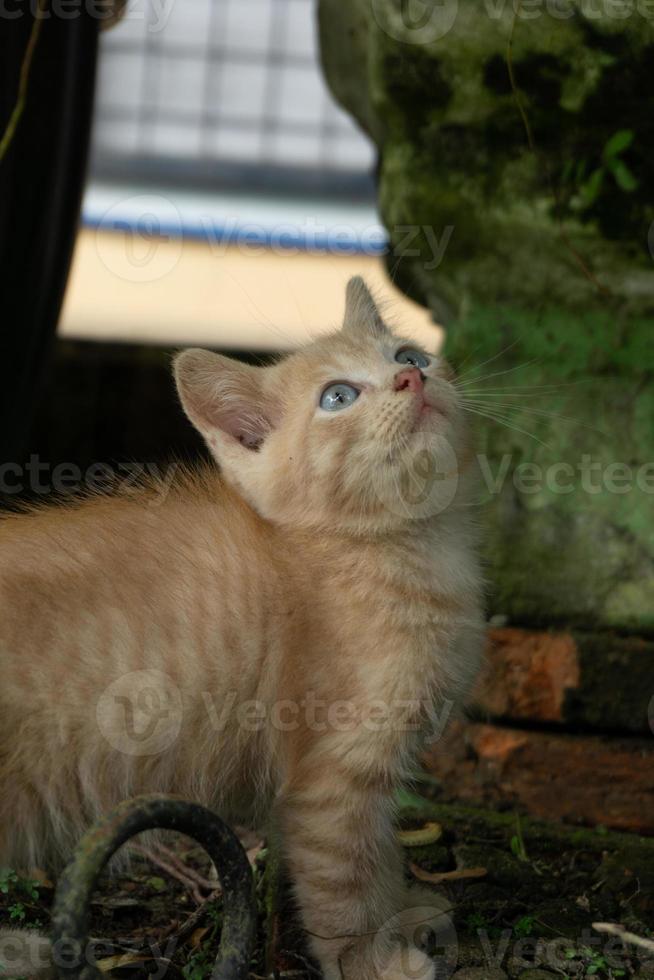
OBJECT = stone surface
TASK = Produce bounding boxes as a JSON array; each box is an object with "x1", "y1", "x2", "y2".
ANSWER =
[
  {"x1": 423, "y1": 720, "x2": 654, "y2": 833},
  {"x1": 318, "y1": 0, "x2": 654, "y2": 630},
  {"x1": 516, "y1": 972, "x2": 557, "y2": 979},
  {"x1": 452, "y1": 969, "x2": 508, "y2": 980},
  {"x1": 473, "y1": 627, "x2": 654, "y2": 734}
]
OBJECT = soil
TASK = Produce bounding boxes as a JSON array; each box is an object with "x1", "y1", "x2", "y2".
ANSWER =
[{"x1": 1, "y1": 794, "x2": 653, "y2": 979}]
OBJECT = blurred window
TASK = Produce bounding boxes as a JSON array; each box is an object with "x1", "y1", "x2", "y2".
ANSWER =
[{"x1": 90, "y1": 0, "x2": 375, "y2": 195}]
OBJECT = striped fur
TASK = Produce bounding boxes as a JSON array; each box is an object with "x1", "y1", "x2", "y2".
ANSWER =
[{"x1": 0, "y1": 279, "x2": 483, "y2": 979}]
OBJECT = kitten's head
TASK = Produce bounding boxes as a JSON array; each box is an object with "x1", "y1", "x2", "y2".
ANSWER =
[{"x1": 175, "y1": 278, "x2": 470, "y2": 532}]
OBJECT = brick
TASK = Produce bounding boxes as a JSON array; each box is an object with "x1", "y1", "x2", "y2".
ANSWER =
[
  {"x1": 423, "y1": 721, "x2": 654, "y2": 834},
  {"x1": 471, "y1": 628, "x2": 654, "y2": 734}
]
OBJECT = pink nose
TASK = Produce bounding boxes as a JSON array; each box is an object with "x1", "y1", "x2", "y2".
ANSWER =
[{"x1": 394, "y1": 367, "x2": 424, "y2": 393}]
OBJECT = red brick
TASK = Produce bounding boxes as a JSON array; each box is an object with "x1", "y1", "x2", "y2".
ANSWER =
[{"x1": 424, "y1": 720, "x2": 654, "y2": 834}]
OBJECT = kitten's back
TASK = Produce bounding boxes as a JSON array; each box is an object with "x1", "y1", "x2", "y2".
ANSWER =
[{"x1": 0, "y1": 467, "x2": 286, "y2": 868}]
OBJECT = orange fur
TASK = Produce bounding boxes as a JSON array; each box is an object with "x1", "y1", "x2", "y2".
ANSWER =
[{"x1": 0, "y1": 279, "x2": 484, "y2": 979}]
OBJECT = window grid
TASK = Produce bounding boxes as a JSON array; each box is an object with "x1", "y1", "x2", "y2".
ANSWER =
[{"x1": 92, "y1": 0, "x2": 375, "y2": 184}]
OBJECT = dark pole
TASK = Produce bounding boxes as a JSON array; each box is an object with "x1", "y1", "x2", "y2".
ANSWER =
[{"x1": 0, "y1": 2, "x2": 99, "y2": 466}]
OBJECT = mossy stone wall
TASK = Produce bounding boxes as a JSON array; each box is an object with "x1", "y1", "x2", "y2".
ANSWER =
[{"x1": 319, "y1": 0, "x2": 654, "y2": 630}]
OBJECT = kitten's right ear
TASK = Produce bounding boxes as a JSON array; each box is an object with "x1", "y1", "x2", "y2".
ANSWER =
[
  {"x1": 174, "y1": 349, "x2": 274, "y2": 452},
  {"x1": 343, "y1": 276, "x2": 388, "y2": 337}
]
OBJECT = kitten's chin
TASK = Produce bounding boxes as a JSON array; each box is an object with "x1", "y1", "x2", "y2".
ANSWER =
[{"x1": 413, "y1": 405, "x2": 446, "y2": 432}]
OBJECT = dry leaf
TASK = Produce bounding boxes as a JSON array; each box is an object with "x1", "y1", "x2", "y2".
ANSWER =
[
  {"x1": 410, "y1": 863, "x2": 487, "y2": 884},
  {"x1": 95, "y1": 952, "x2": 148, "y2": 973},
  {"x1": 190, "y1": 926, "x2": 210, "y2": 949},
  {"x1": 397, "y1": 822, "x2": 443, "y2": 847},
  {"x1": 246, "y1": 841, "x2": 265, "y2": 866},
  {"x1": 26, "y1": 868, "x2": 54, "y2": 889}
]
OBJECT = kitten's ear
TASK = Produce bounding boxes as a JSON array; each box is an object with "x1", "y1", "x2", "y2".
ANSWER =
[
  {"x1": 343, "y1": 276, "x2": 388, "y2": 337},
  {"x1": 174, "y1": 349, "x2": 274, "y2": 452}
]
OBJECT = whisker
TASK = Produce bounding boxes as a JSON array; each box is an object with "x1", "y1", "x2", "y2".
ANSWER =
[
  {"x1": 453, "y1": 336, "x2": 523, "y2": 383},
  {"x1": 461, "y1": 404, "x2": 551, "y2": 449},
  {"x1": 453, "y1": 358, "x2": 544, "y2": 389},
  {"x1": 454, "y1": 378, "x2": 594, "y2": 395},
  {"x1": 459, "y1": 399, "x2": 606, "y2": 435}
]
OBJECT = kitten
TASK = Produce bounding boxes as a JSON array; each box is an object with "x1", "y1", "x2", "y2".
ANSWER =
[{"x1": 0, "y1": 278, "x2": 484, "y2": 980}]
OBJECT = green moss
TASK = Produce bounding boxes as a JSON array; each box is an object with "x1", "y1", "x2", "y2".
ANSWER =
[{"x1": 320, "y1": 0, "x2": 654, "y2": 628}]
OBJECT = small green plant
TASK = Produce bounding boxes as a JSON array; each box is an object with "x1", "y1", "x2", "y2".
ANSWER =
[
  {"x1": 0, "y1": 869, "x2": 40, "y2": 902},
  {"x1": 0, "y1": 869, "x2": 18, "y2": 894},
  {"x1": 181, "y1": 898, "x2": 223, "y2": 980},
  {"x1": 182, "y1": 948, "x2": 215, "y2": 980},
  {"x1": 509, "y1": 814, "x2": 529, "y2": 863},
  {"x1": 466, "y1": 911, "x2": 489, "y2": 931},
  {"x1": 564, "y1": 944, "x2": 627, "y2": 977},
  {"x1": 466, "y1": 911, "x2": 502, "y2": 940},
  {"x1": 563, "y1": 129, "x2": 638, "y2": 213},
  {"x1": 0, "y1": 868, "x2": 42, "y2": 930},
  {"x1": 513, "y1": 914, "x2": 535, "y2": 938}
]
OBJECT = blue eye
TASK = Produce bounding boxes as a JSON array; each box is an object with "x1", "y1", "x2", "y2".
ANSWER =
[
  {"x1": 320, "y1": 383, "x2": 360, "y2": 412},
  {"x1": 395, "y1": 347, "x2": 430, "y2": 369}
]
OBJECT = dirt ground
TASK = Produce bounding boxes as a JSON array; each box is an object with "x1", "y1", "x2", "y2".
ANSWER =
[{"x1": 2, "y1": 792, "x2": 653, "y2": 979}]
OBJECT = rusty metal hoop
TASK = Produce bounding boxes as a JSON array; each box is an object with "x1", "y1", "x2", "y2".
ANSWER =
[{"x1": 51, "y1": 795, "x2": 256, "y2": 980}]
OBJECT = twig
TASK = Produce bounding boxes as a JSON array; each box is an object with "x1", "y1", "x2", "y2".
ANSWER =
[
  {"x1": 0, "y1": 0, "x2": 49, "y2": 162},
  {"x1": 129, "y1": 842, "x2": 219, "y2": 905},
  {"x1": 592, "y1": 922, "x2": 654, "y2": 954},
  {"x1": 150, "y1": 841, "x2": 220, "y2": 892}
]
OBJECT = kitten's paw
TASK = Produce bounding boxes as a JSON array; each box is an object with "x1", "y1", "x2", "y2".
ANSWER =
[
  {"x1": 379, "y1": 944, "x2": 436, "y2": 980},
  {"x1": 399, "y1": 889, "x2": 454, "y2": 953}
]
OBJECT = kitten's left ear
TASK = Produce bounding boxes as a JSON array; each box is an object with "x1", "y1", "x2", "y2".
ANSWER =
[
  {"x1": 343, "y1": 276, "x2": 388, "y2": 337},
  {"x1": 174, "y1": 348, "x2": 275, "y2": 452}
]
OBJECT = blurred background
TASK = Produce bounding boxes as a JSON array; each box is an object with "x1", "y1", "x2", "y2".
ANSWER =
[
  {"x1": 2, "y1": 0, "x2": 438, "y2": 478},
  {"x1": 62, "y1": 0, "x2": 436, "y2": 351}
]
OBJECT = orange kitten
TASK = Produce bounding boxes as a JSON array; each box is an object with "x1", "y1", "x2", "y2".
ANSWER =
[{"x1": 0, "y1": 279, "x2": 484, "y2": 979}]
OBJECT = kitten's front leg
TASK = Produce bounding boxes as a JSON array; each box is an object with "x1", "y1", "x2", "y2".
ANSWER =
[{"x1": 277, "y1": 760, "x2": 435, "y2": 980}]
